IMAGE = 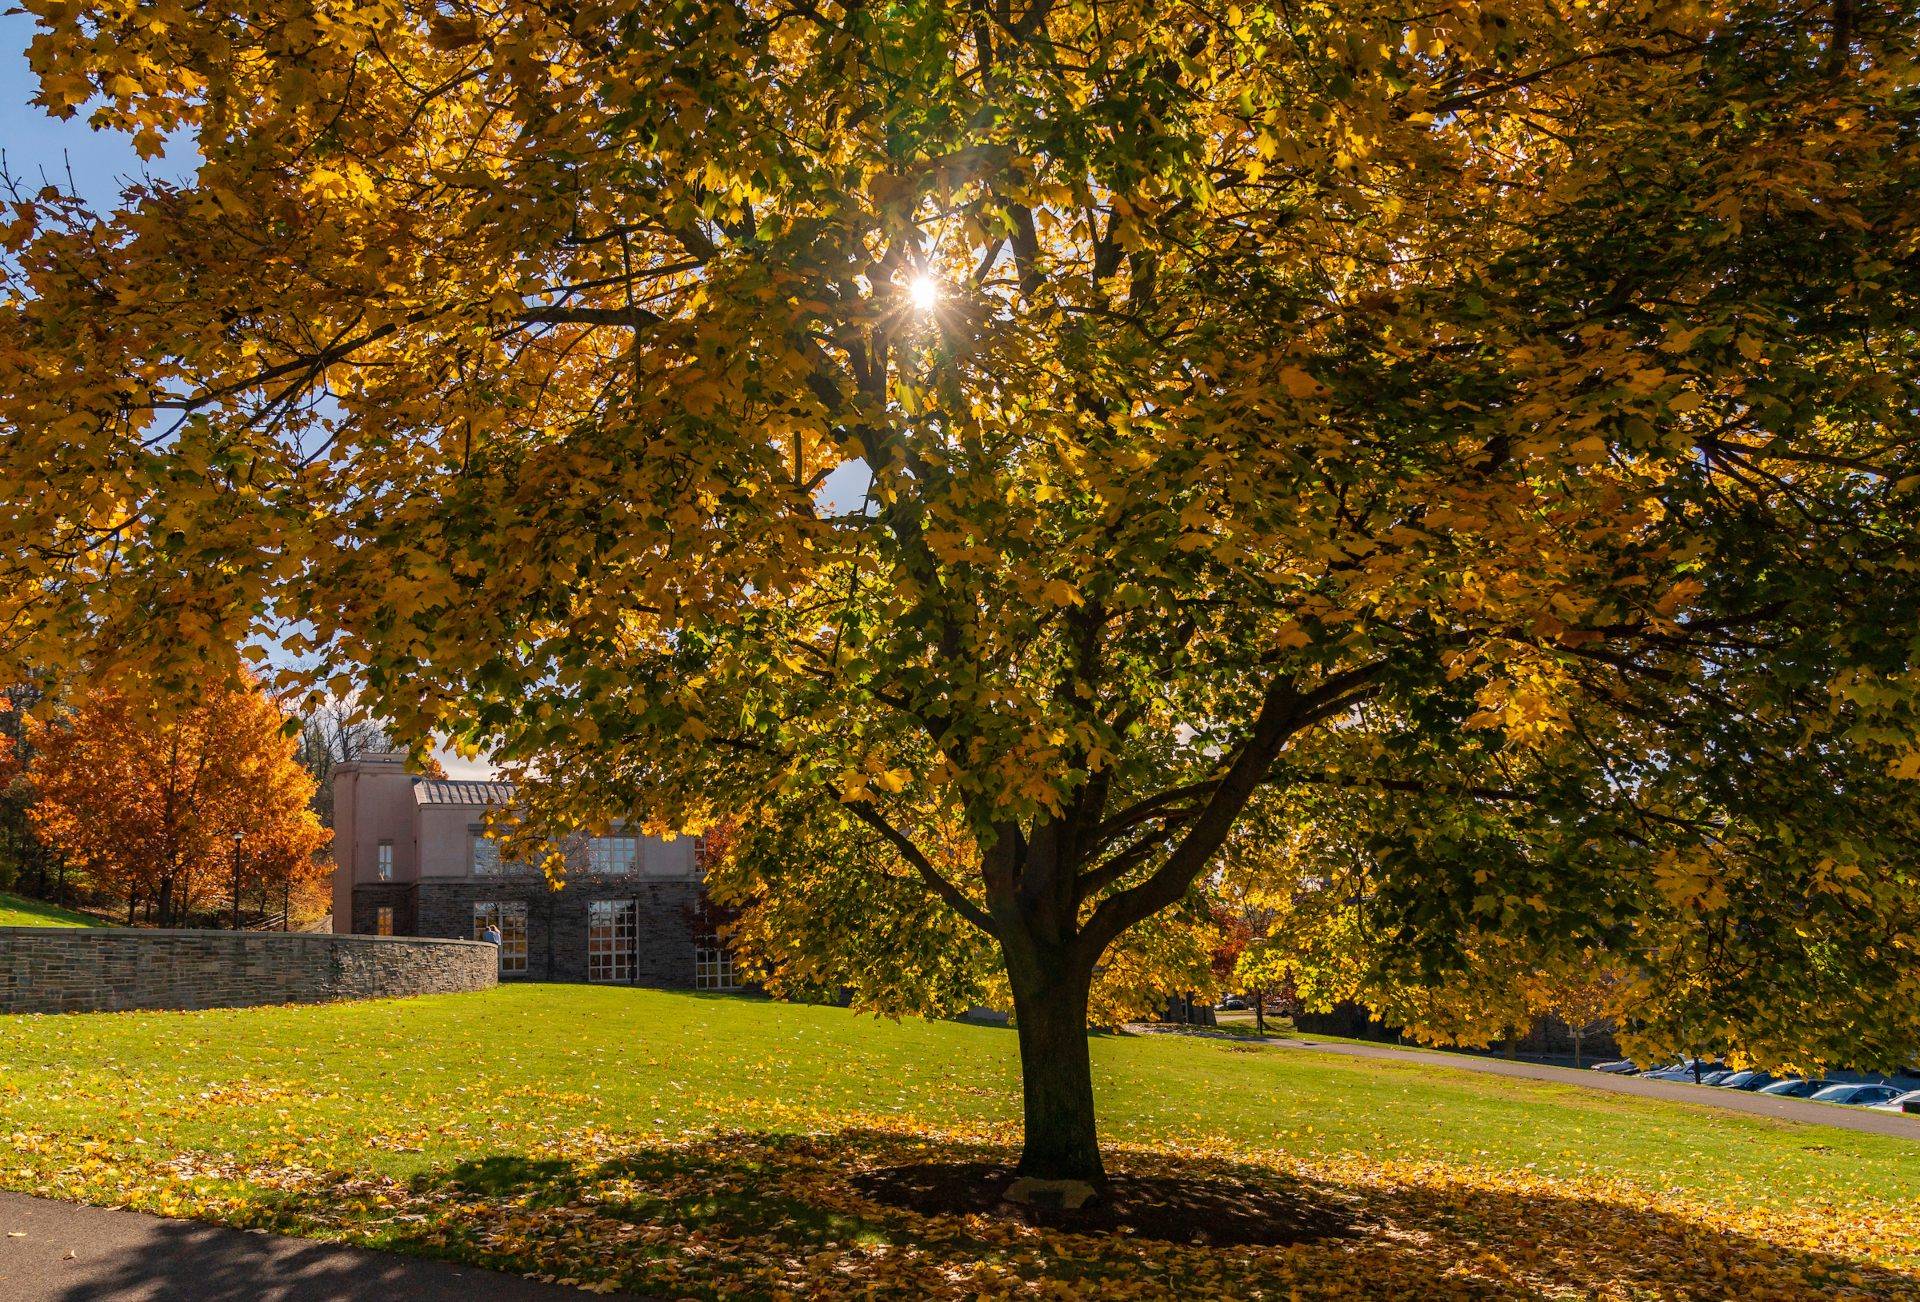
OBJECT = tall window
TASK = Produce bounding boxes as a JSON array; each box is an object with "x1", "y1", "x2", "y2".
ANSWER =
[
  {"x1": 695, "y1": 933, "x2": 739, "y2": 991},
  {"x1": 376, "y1": 840, "x2": 394, "y2": 881},
  {"x1": 374, "y1": 906, "x2": 393, "y2": 936},
  {"x1": 473, "y1": 901, "x2": 529, "y2": 975},
  {"x1": 587, "y1": 900, "x2": 636, "y2": 982},
  {"x1": 587, "y1": 835, "x2": 639, "y2": 875}
]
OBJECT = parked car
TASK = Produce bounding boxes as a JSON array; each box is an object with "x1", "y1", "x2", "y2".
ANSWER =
[
  {"x1": 1867, "y1": 1089, "x2": 1920, "y2": 1114},
  {"x1": 1698, "y1": 1070, "x2": 1736, "y2": 1085},
  {"x1": 1216, "y1": 997, "x2": 1248, "y2": 1011},
  {"x1": 1642, "y1": 1059, "x2": 1727, "y2": 1082},
  {"x1": 1808, "y1": 1083, "x2": 1901, "y2": 1107},
  {"x1": 1759, "y1": 1078, "x2": 1834, "y2": 1098},
  {"x1": 1713, "y1": 1070, "x2": 1776, "y2": 1091},
  {"x1": 1590, "y1": 1059, "x2": 1639, "y2": 1075}
]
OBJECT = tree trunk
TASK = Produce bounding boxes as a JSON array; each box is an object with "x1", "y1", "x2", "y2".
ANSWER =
[
  {"x1": 1004, "y1": 946, "x2": 1106, "y2": 1189},
  {"x1": 1253, "y1": 987, "x2": 1266, "y2": 1037}
]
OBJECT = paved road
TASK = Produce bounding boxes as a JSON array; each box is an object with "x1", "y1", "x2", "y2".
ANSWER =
[
  {"x1": 1133, "y1": 1026, "x2": 1920, "y2": 1141},
  {"x1": 0, "y1": 1192, "x2": 634, "y2": 1301}
]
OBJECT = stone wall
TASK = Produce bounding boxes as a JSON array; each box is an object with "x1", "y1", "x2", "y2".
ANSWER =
[
  {"x1": 0, "y1": 928, "x2": 497, "y2": 1015},
  {"x1": 351, "y1": 881, "x2": 417, "y2": 936}
]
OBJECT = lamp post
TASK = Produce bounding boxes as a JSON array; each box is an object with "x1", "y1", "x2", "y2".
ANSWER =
[{"x1": 229, "y1": 829, "x2": 245, "y2": 930}]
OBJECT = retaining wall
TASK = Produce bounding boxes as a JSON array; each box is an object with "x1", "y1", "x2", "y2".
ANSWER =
[{"x1": 0, "y1": 927, "x2": 497, "y2": 1014}]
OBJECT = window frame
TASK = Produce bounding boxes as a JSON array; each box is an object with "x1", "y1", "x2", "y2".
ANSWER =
[
  {"x1": 376, "y1": 840, "x2": 394, "y2": 881},
  {"x1": 472, "y1": 901, "x2": 529, "y2": 975},
  {"x1": 694, "y1": 932, "x2": 740, "y2": 991},
  {"x1": 469, "y1": 827, "x2": 507, "y2": 876},
  {"x1": 586, "y1": 834, "x2": 640, "y2": 876},
  {"x1": 586, "y1": 899, "x2": 637, "y2": 982}
]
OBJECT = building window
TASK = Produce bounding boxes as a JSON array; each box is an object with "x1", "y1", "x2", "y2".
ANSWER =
[
  {"x1": 374, "y1": 906, "x2": 393, "y2": 936},
  {"x1": 470, "y1": 830, "x2": 505, "y2": 876},
  {"x1": 473, "y1": 901, "x2": 529, "y2": 975},
  {"x1": 587, "y1": 899, "x2": 636, "y2": 982},
  {"x1": 472, "y1": 833, "x2": 540, "y2": 877},
  {"x1": 695, "y1": 933, "x2": 739, "y2": 991},
  {"x1": 587, "y1": 835, "x2": 639, "y2": 875},
  {"x1": 376, "y1": 840, "x2": 394, "y2": 881}
]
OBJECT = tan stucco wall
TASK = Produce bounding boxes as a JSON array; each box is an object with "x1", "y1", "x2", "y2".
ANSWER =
[
  {"x1": 344, "y1": 760, "x2": 420, "y2": 883},
  {"x1": 419, "y1": 803, "x2": 489, "y2": 879},
  {"x1": 331, "y1": 756, "x2": 419, "y2": 935},
  {"x1": 643, "y1": 835, "x2": 698, "y2": 878}
]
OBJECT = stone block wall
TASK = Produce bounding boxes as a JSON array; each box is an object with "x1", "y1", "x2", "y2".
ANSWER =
[
  {"x1": 350, "y1": 881, "x2": 417, "y2": 936},
  {"x1": 0, "y1": 928, "x2": 497, "y2": 1015},
  {"x1": 408, "y1": 876, "x2": 705, "y2": 985}
]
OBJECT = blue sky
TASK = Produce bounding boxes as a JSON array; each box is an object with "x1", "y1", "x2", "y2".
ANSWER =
[
  {"x1": 3, "y1": 16, "x2": 501, "y2": 772},
  {"x1": 1, "y1": 14, "x2": 195, "y2": 207},
  {"x1": 4, "y1": 18, "x2": 878, "y2": 778}
]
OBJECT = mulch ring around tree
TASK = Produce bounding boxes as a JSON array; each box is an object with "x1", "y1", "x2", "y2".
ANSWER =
[{"x1": 852, "y1": 1160, "x2": 1362, "y2": 1247}]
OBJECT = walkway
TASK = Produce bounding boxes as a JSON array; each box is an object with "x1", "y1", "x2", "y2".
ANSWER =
[
  {"x1": 1131, "y1": 1025, "x2": 1920, "y2": 1141},
  {"x1": 0, "y1": 1192, "x2": 634, "y2": 1301}
]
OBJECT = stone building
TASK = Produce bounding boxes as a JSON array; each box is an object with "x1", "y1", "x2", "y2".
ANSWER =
[{"x1": 329, "y1": 751, "x2": 737, "y2": 989}]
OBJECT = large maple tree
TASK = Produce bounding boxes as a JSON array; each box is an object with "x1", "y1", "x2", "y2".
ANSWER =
[{"x1": 3, "y1": 0, "x2": 1918, "y2": 1187}]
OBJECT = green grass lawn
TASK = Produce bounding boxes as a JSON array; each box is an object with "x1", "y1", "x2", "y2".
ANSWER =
[
  {"x1": 0, "y1": 986, "x2": 1914, "y2": 1297},
  {"x1": 0, "y1": 890, "x2": 102, "y2": 927}
]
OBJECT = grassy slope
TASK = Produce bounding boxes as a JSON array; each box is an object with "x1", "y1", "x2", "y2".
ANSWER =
[
  {"x1": 0, "y1": 986, "x2": 1914, "y2": 1296},
  {"x1": 0, "y1": 891, "x2": 101, "y2": 927}
]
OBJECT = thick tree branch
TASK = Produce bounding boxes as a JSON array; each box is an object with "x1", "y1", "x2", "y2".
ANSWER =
[
  {"x1": 1088, "y1": 779, "x2": 1218, "y2": 846},
  {"x1": 517, "y1": 305, "x2": 663, "y2": 328},
  {"x1": 1075, "y1": 814, "x2": 1195, "y2": 903},
  {"x1": 1078, "y1": 663, "x2": 1384, "y2": 954},
  {"x1": 843, "y1": 797, "x2": 995, "y2": 935}
]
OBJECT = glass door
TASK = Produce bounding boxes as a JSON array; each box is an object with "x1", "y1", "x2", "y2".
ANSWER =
[
  {"x1": 473, "y1": 901, "x2": 529, "y2": 974},
  {"x1": 587, "y1": 899, "x2": 636, "y2": 981}
]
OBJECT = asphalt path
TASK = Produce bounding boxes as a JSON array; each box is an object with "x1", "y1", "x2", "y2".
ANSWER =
[
  {"x1": 1132, "y1": 1025, "x2": 1920, "y2": 1141},
  {"x1": 0, "y1": 1191, "x2": 638, "y2": 1301}
]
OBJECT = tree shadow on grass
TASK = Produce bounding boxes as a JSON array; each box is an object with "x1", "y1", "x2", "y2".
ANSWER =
[
  {"x1": 852, "y1": 1159, "x2": 1357, "y2": 1247},
  {"x1": 234, "y1": 1129, "x2": 1915, "y2": 1298}
]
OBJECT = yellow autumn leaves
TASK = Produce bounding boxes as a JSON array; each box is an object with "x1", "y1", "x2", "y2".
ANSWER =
[{"x1": 2, "y1": 1118, "x2": 1915, "y2": 1299}]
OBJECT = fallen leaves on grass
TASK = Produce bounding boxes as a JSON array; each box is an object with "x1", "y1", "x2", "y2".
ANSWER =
[{"x1": 3, "y1": 1117, "x2": 1915, "y2": 1299}]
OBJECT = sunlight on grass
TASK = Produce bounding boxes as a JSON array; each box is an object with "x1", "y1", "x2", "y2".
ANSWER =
[
  {"x1": 0, "y1": 891, "x2": 101, "y2": 927},
  {"x1": 0, "y1": 986, "x2": 1914, "y2": 1297}
]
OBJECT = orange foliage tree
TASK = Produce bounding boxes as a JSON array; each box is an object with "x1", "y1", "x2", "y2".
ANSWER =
[{"x1": 26, "y1": 673, "x2": 331, "y2": 927}]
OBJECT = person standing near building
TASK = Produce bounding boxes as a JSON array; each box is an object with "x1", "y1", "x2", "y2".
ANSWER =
[{"x1": 482, "y1": 920, "x2": 503, "y2": 968}]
